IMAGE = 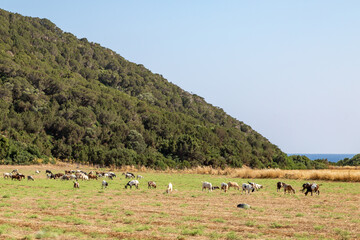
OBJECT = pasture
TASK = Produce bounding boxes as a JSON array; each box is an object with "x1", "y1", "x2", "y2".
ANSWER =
[{"x1": 0, "y1": 165, "x2": 359, "y2": 240}]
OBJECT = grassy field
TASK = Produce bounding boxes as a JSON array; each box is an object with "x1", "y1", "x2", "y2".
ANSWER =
[{"x1": 0, "y1": 165, "x2": 359, "y2": 240}]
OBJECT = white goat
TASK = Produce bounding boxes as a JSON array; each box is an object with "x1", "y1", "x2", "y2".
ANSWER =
[
  {"x1": 248, "y1": 182, "x2": 263, "y2": 191},
  {"x1": 125, "y1": 180, "x2": 139, "y2": 189},
  {"x1": 242, "y1": 183, "x2": 255, "y2": 194},
  {"x1": 3, "y1": 172, "x2": 12, "y2": 179},
  {"x1": 202, "y1": 181, "x2": 212, "y2": 192},
  {"x1": 102, "y1": 180, "x2": 108, "y2": 189},
  {"x1": 221, "y1": 182, "x2": 229, "y2": 192},
  {"x1": 166, "y1": 183, "x2": 173, "y2": 194}
]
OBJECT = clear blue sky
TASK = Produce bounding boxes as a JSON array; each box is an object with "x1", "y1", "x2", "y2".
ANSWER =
[{"x1": 2, "y1": 1, "x2": 360, "y2": 154}]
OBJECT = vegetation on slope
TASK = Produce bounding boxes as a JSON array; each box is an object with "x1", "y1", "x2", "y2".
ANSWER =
[
  {"x1": 0, "y1": 9, "x2": 329, "y2": 169},
  {"x1": 337, "y1": 154, "x2": 360, "y2": 166}
]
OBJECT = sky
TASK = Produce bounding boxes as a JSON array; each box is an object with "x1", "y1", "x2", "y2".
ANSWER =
[{"x1": 2, "y1": 1, "x2": 360, "y2": 154}]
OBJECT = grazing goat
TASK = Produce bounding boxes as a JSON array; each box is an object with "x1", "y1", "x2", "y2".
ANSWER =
[
  {"x1": 125, "y1": 180, "x2": 139, "y2": 189},
  {"x1": 301, "y1": 183, "x2": 320, "y2": 196},
  {"x1": 242, "y1": 183, "x2": 255, "y2": 194},
  {"x1": 69, "y1": 174, "x2": 77, "y2": 180},
  {"x1": 148, "y1": 181, "x2": 156, "y2": 189},
  {"x1": 227, "y1": 182, "x2": 240, "y2": 190},
  {"x1": 137, "y1": 175, "x2": 144, "y2": 179},
  {"x1": 73, "y1": 181, "x2": 79, "y2": 188},
  {"x1": 35, "y1": 170, "x2": 40, "y2": 174},
  {"x1": 277, "y1": 182, "x2": 285, "y2": 192},
  {"x1": 248, "y1": 182, "x2": 263, "y2": 191},
  {"x1": 3, "y1": 172, "x2": 12, "y2": 179},
  {"x1": 103, "y1": 173, "x2": 113, "y2": 180},
  {"x1": 202, "y1": 182, "x2": 213, "y2": 192},
  {"x1": 221, "y1": 182, "x2": 229, "y2": 192},
  {"x1": 283, "y1": 184, "x2": 296, "y2": 194},
  {"x1": 11, "y1": 174, "x2": 22, "y2": 181},
  {"x1": 107, "y1": 172, "x2": 116, "y2": 178},
  {"x1": 78, "y1": 173, "x2": 89, "y2": 181},
  {"x1": 166, "y1": 183, "x2": 173, "y2": 194},
  {"x1": 54, "y1": 173, "x2": 64, "y2": 179},
  {"x1": 61, "y1": 175, "x2": 71, "y2": 180},
  {"x1": 47, "y1": 173, "x2": 55, "y2": 179},
  {"x1": 27, "y1": 176, "x2": 34, "y2": 181},
  {"x1": 102, "y1": 180, "x2": 108, "y2": 189},
  {"x1": 123, "y1": 172, "x2": 135, "y2": 178},
  {"x1": 11, "y1": 169, "x2": 18, "y2": 174},
  {"x1": 88, "y1": 174, "x2": 98, "y2": 180},
  {"x1": 124, "y1": 173, "x2": 134, "y2": 179}
]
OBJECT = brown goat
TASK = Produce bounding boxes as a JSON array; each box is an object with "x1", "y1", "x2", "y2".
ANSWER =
[
  {"x1": 88, "y1": 174, "x2": 98, "y2": 180},
  {"x1": 11, "y1": 174, "x2": 22, "y2": 181},
  {"x1": 148, "y1": 181, "x2": 157, "y2": 189},
  {"x1": 227, "y1": 182, "x2": 240, "y2": 190},
  {"x1": 283, "y1": 184, "x2": 296, "y2": 194}
]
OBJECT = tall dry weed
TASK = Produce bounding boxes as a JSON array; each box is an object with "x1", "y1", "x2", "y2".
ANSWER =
[{"x1": 164, "y1": 166, "x2": 360, "y2": 182}]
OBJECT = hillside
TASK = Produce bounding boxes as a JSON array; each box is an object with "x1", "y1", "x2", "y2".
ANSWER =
[
  {"x1": 0, "y1": 9, "x2": 324, "y2": 169},
  {"x1": 337, "y1": 154, "x2": 360, "y2": 166}
]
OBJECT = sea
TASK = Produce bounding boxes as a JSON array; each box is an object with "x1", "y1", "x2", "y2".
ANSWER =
[{"x1": 287, "y1": 154, "x2": 356, "y2": 163}]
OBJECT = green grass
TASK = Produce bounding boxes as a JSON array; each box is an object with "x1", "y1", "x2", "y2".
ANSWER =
[
  {"x1": 0, "y1": 168, "x2": 359, "y2": 240},
  {"x1": 212, "y1": 218, "x2": 226, "y2": 223}
]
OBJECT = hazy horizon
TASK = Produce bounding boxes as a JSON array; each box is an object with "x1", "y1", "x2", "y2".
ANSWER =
[{"x1": 2, "y1": 1, "x2": 359, "y2": 154}]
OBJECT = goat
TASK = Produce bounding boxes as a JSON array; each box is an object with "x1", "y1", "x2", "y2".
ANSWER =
[
  {"x1": 47, "y1": 173, "x2": 55, "y2": 179},
  {"x1": 122, "y1": 172, "x2": 135, "y2": 178},
  {"x1": 107, "y1": 172, "x2": 116, "y2": 178},
  {"x1": 227, "y1": 182, "x2": 240, "y2": 190},
  {"x1": 301, "y1": 183, "x2": 320, "y2": 196},
  {"x1": 45, "y1": 170, "x2": 52, "y2": 174},
  {"x1": 88, "y1": 174, "x2": 98, "y2": 180},
  {"x1": 61, "y1": 175, "x2": 71, "y2": 180},
  {"x1": 137, "y1": 175, "x2": 144, "y2": 179},
  {"x1": 27, "y1": 176, "x2": 34, "y2": 181},
  {"x1": 202, "y1": 181, "x2": 213, "y2": 192},
  {"x1": 69, "y1": 174, "x2": 77, "y2": 180},
  {"x1": 125, "y1": 180, "x2": 139, "y2": 189},
  {"x1": 242, "y1": 183, "x2": 255, "y2": 194},
  {"x1": 221, "y1": 182, "x2": 229, "y2": 192},
  {"x1": 3, "y1": 172, "x2": 12, "y2": 179},
  {"x1": 102, "y1": 180, "x2": 108, "y2": 189},
  {"x1": 124, "y1": 173, "x2": 134, "y2": 179},
  {"x1": 103, "y1": 173, "x2": 113, "y2": 180},
  {"x1": 16, "y1": 173, "x2": 25, "y2": 179},
  {"x1": 78, "y1": 173, "x2": 89, "y2": 181},
  {"x1": 73, "y1": 181, "x2": 79, "y2": 189},
  {"x1": 277, "y1": 182, "x2": 285, "y2": 192},
  {"x1": 11, "y1": 174, "x2": 22, "y2": 181},
  {"x1": 54, "y1": 173, "x2": 64, "y2": 179},
  {"x1": 166, "y1": 183, "x2": 173, "y2": 194},
  {"x1": 35, "y1": 170, "x2": 40, "y2": 174},
  {"x1": 11, "y1": 169, "x2": 18, "y2": 174},
  {"x1": 283, "y1": 184, "x2": 296, "y2": 194},
  {"x1": 148, "y1": 181, "x2": 156, "y2": 189},
  {"x1": 248, "y1": 181, "x2": 263, "y2": 191}
]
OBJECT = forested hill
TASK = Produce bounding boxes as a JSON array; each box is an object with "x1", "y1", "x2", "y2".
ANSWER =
[{"x1": 0, "y1": 9, "x2": 324, "y2": 169}]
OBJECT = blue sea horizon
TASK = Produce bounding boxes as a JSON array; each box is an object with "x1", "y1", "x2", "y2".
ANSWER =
[{"x1": 287, "y1": 153, "x2": 356, "y2": 163}]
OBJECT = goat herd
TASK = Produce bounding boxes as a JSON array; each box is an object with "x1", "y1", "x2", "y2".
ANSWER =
[{"x1": 2, "y1": 169, "x2": 321, "y2": 196}]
